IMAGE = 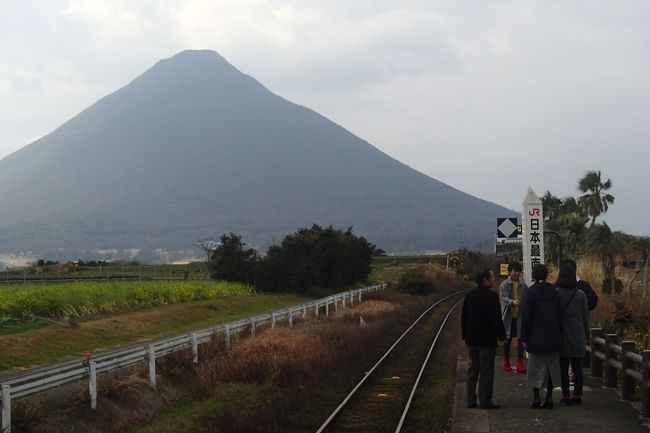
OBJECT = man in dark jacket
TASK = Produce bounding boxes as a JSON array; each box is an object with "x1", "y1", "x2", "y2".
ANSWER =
[{"x1": 461, "y1": 269, "x2": 507, "y2": 409}]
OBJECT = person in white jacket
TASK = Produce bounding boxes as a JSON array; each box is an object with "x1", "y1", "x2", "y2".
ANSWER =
[{"x1": 499, "y1": 261, "x2": 528, "y2": 373}]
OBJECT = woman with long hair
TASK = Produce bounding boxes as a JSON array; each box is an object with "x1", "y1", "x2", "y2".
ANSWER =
[{"x1": 556, "y1": 264, "x2": 590, "y2": 405}]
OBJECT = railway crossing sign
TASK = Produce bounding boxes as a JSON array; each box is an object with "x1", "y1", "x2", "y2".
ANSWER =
[
  {"x1": 495, "y1": 217, "x2": 522, "y2": 257},
  {"x1": 497, "y1": 217, "x2": 519, "y2": 238}
]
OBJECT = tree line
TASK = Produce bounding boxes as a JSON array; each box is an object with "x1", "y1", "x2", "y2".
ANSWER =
[{"x1": 207, "y1": 224, "x2": 376, "y2": 294}]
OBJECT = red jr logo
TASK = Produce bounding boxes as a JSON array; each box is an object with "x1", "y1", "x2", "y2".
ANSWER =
[{"x1": 528, "y1": 209, "x2": 540, "y2": 216}]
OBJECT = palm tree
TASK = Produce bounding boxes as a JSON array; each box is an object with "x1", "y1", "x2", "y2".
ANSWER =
[{"x1": 578, "y1": 170, "x2": 615, "y2": 227}]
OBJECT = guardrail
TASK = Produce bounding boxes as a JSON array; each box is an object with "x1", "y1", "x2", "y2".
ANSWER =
[
  {"x1": 0, "y1": 284, "x2": 386, "y2": 432},
  {"x1": 586, "y1": 327, "x2": 650, "y2": 417}
]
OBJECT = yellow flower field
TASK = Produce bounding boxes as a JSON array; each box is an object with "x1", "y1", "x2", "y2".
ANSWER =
[{"x1": 0, "y1": 280, "x2": 252, "y2": 321}]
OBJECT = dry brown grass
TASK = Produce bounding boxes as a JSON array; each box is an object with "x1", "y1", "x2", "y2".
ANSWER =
[
  {"x1": 69, "y1": 373, "x2": 149, "y2": 407},
  {"x1": 206, "y1": 326, "x2": 328, "y2": 385},
  {"x1": 189, "y1": 298, "x2": 416, "y2": 432},
  {"x1": 10, "y1": 398, "x2": 43, "y2": 432},
  {"x1": 333, "y1": 300, "x2": 400, "y2": 324}
]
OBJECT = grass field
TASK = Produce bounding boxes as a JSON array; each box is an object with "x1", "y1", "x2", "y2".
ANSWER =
[
  {"x1": 0, "y1": 280, "x2": 251, "y2": 324},
  {"x1": 368, "y1": 254, "x2": 448, "y2": 286}
]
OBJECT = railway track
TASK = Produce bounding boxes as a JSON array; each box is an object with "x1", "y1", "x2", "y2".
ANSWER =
[{"x1": 314, "y1": 290, "x2": 464, "y2": 433}]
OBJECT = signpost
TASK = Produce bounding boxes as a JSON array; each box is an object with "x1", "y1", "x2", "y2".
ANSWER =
[{"x1": 522, "y1": 188, "x2": 545, "y2": 285}]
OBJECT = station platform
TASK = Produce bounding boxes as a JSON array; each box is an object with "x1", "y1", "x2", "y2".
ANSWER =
[{"x1": 452, "y1": 354, "x2": 650, "y2": 433}]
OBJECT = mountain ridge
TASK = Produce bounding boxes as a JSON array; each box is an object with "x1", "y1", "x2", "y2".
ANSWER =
[{"x1": 0, "y1": 50, "x2": 513, "y2": 264}]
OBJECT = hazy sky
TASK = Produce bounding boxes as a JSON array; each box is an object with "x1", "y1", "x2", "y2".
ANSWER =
[{"x1": 1, "y1": 0, "x2": 649, "y2": 236}]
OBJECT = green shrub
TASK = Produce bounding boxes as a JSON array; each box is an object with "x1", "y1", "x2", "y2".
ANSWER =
[{"x1": 397, "y1": 270, "x2": 436, "y2": 295}]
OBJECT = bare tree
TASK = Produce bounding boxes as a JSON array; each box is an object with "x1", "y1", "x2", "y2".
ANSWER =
[{"x1": 196, "y1": 239, "x2": 220, "y2": 263}]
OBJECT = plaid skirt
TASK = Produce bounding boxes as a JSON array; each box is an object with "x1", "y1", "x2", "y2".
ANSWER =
[{"x1": 526, "y1": 351, "x2": 561, "y2": 388}]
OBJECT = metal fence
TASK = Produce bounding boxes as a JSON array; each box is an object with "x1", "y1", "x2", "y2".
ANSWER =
[
  {"x1": 586, "y1": 327, "x2": 650, "y2": 417},
  {"x1": 0, "y1": 284, "x2": 385, "y2": 432}
]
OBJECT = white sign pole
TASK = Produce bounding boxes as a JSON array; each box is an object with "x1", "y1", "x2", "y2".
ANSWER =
[{"x1": 522, "y1": 188, "x2": 545, "y2": 285}]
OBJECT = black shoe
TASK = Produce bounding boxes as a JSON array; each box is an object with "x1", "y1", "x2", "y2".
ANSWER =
[
  {"x1": 530, "y1": 401, "x2": 541, "y2": 409},
  {"x1": 542, "y1": 400, "x2": 554, "y2": 409},
  {"x1": 480, "y1": 402, "x2": 501, "y2": 409}
]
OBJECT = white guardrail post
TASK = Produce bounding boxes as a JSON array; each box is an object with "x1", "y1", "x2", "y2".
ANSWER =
[
  {"x1": 250, "y1": 317, "x2": 256, "y2": 336},
  {"x1": 2, "y1": 384, "x2": 11, "y2": 433},
  {"x1": 89, "y1": 361, "x2": 97, "y2": 410},
  {"x1": 271, "y1": 311, "x2": 276, "y2": 328},
  {"x1": 315, "y1": 302, "x2": 319, "y2": 319},
  {"x1": 342, "y1": 294, "x2": 346, "y2": 308},
  {"x1": 224, "y1": 324, "x2": 231, "y2": 350},
  {"x1": 302, "y1": 305, "x2": 307, "y2": 321},
  {"x1": 191, "y1": 333, "x2": 198, "y2": 364},
  {"x1": 326, "y1": 299, "x2": 330, "y2": 317},
  {"x1": 288, "y1": 309, "x2": 293, "y2": 327},
  {"x1": 147, "y1": 345, "x2": 156, "y2": 388}
]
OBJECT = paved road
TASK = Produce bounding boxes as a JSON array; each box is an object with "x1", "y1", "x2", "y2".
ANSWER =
[{"x1": 452, "y1": 354, "x2": 650, "y2": 433}]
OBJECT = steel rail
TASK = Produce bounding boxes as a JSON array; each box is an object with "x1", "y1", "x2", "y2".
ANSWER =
[
  {"x1": 395, "y1": 298, "x2": 463, "y2": 432},
  {"x1": 314, "y1": 289, "x2": 465, "y2": 433}
]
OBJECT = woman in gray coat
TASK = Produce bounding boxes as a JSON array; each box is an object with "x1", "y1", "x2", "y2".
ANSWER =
[{"x1": 556, "y1": 264, "x2": 590, "y2": 405}]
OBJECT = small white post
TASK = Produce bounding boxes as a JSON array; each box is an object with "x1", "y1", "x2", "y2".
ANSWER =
[
  {"x1": 2, "y1": 384, "x2": 11, "y2": 433},
  {"x1": 359, "y1": 290, "x2": 362, "y2": 303},
  {"x1": 272, "y1": 311, "x2": 276, "y2": 328},
  {"x1": 315, "y1": 302, "x2": 319, "y2": 319},
  {"x1": 350, "y1": 290, "x2": 354, "y2": 306},
  {"x1": 89, "y1": 361, "x2": 97, "y2": 410},
  {"x1": 342, "y1": 295, "x2": 346, "y2": 308},
  {"x1": 191, "y1": 333, "x2": 198, "y2": 364},
  {"x1": 302, "y1": 305, "x2": 307, "y2": 320},
  {"x1": 334, "y1": 296, "x2": 339, "y2": 312},
  {"x1": 224, "y1": 324, "x2": 231, "y2": 350},
  {"x1": 326, "y1": 300, "x2": 330, "y2": 317},
  {"x1": 288, "y1": 309, "x2": 293, "y2": 327},
  {"x1": 251, "y1": 318, "x2": 256, "y2": 336},
  {"x1": 147, "y1": 345, "x2": 156, "y2": 388}
]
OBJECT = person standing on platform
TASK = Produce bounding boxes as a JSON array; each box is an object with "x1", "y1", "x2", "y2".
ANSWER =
[
  {"x1": 462, "y1": 269, "x2": 507, "y2": 409},
  {"x1": 499, "y1": 261, "x2": 528, "y2": 373},
  {"x1": 560, "y1": 258, "x2": 598, "y2": 312},
  {"x1": 556, "y1": 264, "x2": 590, "y2": 406},
  {"x1": 520, "y1": 264, "x2": 562, "y2": 409}
]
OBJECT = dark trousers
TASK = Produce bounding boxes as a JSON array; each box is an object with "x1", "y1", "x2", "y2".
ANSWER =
[
  {"x1": 503, "y1": 318, "x2": 525, "y2": 359},
  {"x1": 466, "y1": 345, "x2": 496, "y2": 406},
  {"x1": 560, "y1": 356, "x2": 584, "y2": 397}
]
